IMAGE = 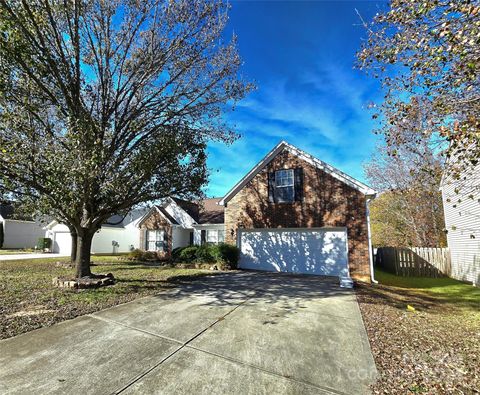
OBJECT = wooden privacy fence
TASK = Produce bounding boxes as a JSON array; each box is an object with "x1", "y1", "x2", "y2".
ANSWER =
[{"x1": 375, "y1": 247, "x2": 451, "y2": 278}]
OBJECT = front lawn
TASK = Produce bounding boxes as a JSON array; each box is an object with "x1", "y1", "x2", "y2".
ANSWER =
[
  {"x1": 357, "y1": 269, "x2": 480, "y2": 394},
  {"x1": 0, "y1": 256, "x2": 216, "y2": 340}
]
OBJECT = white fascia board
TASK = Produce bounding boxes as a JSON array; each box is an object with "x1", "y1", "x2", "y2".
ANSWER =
[
  {"x1": 155, "y1": 206, "x2": 174, "y2": 225},
  {"x1": 220, "y1": 141, "x2": 377, "y2": 204},
  {"x1": 283, "y1": 142, "x2": 377, "y2": 195},
  {"x1": 43, "y1": 220, "x2": 59, "y2": 230},
  {"x1": 219, "y1": 141, "x2": 287, "y2": 205}
]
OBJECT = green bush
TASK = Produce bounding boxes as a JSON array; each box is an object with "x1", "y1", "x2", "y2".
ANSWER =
[
  {"x1": 171, "y1": 247, "x2": 185, "y2": 262},
  {"x1": 37, "y1": 237, "x2": 52, "y2": 251},
  {"x1": 212, "y1": 243, "x2": 240, "y2": 269},
  {"x1": 174, "y1": 243, "x2": 240, "y2": 269},
  {"x1": 195, "y1": 244, "x2": 215, "y2": 263},
  {"x1": 179, "y1": 246, "x2": 198, "y2": 262}
]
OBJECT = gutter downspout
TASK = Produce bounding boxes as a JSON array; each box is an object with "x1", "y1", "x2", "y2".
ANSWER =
[{"x1": 366, "y1": 197, "x2": 378, "y2": 284}]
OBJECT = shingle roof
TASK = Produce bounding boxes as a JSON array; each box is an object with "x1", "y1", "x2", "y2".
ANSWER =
[
  {"x1": 171, "y1": 197, "x2": 224, "y2": 224},
  {"x1": 0, "y1": 202, "x2": 35, "y2": 221},
  {"x1": 103, "y1": 214, "x2": 126, "y2": 228},
  {"x1": 197, "y1": 198, "x2": 224, "y2": 224},
  {"x1": 0, "y1": 203, "x2": 14, "y2": 220},
  {"x1": 171, "y1": 197, "x2": 200, "y2": 222}
]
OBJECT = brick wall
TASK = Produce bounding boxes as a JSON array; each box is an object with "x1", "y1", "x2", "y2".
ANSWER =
[
  {"x1": 139, "y1": 210, "x2": 172, "y2": 259},
  {"x1": 224, "y1": 149, "x2": 372, "y2": 282}
]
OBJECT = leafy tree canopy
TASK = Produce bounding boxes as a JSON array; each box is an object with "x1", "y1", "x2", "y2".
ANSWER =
[
  {"x1": 0, "y1": 0, "x2": 253, "y2": 276},
  {"x1": 357, "y1": 0, "x2": 480, "y2": 172}
]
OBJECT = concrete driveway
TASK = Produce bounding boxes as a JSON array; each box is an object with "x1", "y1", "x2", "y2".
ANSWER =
[{"x1": 0, "y1": 272, "x2": 377, "y2": 395}]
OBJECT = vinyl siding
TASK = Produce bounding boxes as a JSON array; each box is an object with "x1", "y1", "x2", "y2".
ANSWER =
[
  {"x1": 2, "y1": 219, "x2": 45, "y2": 249},
  {"x1": 441, "y1": 162, "x2": 480, "y2": 285}
]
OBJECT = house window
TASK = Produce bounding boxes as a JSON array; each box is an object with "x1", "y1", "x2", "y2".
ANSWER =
[
  {"x1": 146, "y1": 230, "x2": 164, "y2": 251},
  {"x1": 275, "y1": 169, "x2": 295, "y2": 202},
  {"x1": 207, "y1": 230, "x2": 218, "y2": 244},
  {"x1": 206, "y1": 229, "x2": 225, "y2": 244},
  {"x1": 218, "y1": 230, "x2": 225, "y2": 243}
]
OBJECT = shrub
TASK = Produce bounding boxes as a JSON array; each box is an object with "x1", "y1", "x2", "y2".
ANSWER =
[
  {"x1": 127, "y1": 249, "x2": 159, "y2": 261},
  {"x1": 179, "y1": 246, "x2": 198, "y2": 262},
  {"x1": 128, "y1": 249, "x2": 144, "y2": 260},
  {"x1": 171, "y1": 247, "x2": 185, "y2": 262},
  {"x1": 174, "y1": 243, "x2": 239, "y2": 269},
  {"x1": 142, "y1": 251, "x2": 157, "y2": 260},
  {"x1": 195, "y1": 244, "x2": 216, "y2": 263},
  {"x1": 212, "y1": 243, "x2": 240, "y2": 269},
  {"x1": 37, "y1": 237, "x2": 52, "y2": 251}
]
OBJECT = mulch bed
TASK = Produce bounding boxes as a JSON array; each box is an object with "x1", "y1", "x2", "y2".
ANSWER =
[{"x1": 356, "y1": 284, "x2": 480, "y2": 394}]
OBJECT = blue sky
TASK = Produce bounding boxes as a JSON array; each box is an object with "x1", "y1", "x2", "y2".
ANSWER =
[{"x1": 205, "y1": 0, "x2": 387, "y2": 197}]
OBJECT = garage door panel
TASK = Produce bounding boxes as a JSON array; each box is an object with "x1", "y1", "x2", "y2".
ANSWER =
[
  {"x1": 239, "y1": 229, "x2": 348, "y2": 277},
  {"x1": 53, "y1": 232, "x2": 72, "y2": 255}
]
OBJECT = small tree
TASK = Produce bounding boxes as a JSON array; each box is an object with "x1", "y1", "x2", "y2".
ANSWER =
[
  {"x1": 0, "y1": 0, "x2": 253, "y2": 277},
  {"x1": 364, "y1": 141, "x2": 446, "y2": 248}
]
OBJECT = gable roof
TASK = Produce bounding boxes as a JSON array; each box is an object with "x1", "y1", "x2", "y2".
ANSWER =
[
  {"x1": 157, "y1": 206, "x2": 179, "y2": 225},
  {"x1": 137, "y1": 205, "x2": 179, "y2": 227},
  {"x1": 171, "y1": 197, "x2": 200, "y2": 222},
  {"x1": 169, "y1": 197, "x2": 224, "y2": 224},
  {"x1": 197, "y1": 198, "x2": 224, "y2": 224},
  {"x1": 220, "y1": 141, "x2": 376, "y2": 205}
]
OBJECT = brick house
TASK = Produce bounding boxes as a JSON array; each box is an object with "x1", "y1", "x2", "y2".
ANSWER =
[
  {"x1": 137, "y1": 141, "x2": 376, "y2": 283},
  {"x1": 137, "y1": 197, "x2": 225, "y2": 258}
]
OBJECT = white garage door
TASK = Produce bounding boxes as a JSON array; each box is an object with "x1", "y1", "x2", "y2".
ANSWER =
[
  {"x1": 239, "y1": 228, "x2": 349, "y2": 277},
  {"x1": 53, "y1": 232, "x2": 72, "y2": 255}
]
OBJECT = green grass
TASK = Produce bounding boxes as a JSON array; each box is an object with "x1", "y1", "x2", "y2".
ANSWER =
[
  {"x1": 0, "y1": 255, "x2": 217, "y2": 339},
  {"x1": 374, "y1": 268, "x2": 480, "y2": 311}
]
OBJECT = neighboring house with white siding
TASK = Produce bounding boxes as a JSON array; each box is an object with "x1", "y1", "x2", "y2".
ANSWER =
[
  {"x1": 441, "y1": 161, "x2": 480, "y2": 286},
  {"x1": 0, "y1": 203, "x2": 45, "y2": 249},
  {"x1": 44, "y1": 208, "x2": 149, "y2": 255}
]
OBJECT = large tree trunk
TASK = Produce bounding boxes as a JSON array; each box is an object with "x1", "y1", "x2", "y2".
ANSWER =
[{"x1": 75, "y1": 229, "x2": 94, "y2": 278}]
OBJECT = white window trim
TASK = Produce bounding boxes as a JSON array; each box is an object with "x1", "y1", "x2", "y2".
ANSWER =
[
  {"x1": 206, "y1": 229, "x2": 218, "y2": 244},
  {"x1": 275, "y1": 169, "x2": 295, "y2": 202},
  {"x1": 206, "y1": 229, "x2": 226, "y2": 244},
  {"x1": 146, "y1": 229, "x2": 165, "y2": 251}
]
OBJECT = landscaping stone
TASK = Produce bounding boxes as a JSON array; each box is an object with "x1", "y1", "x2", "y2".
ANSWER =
[{"x1": 52, "y1": 273, "x2": 115, "y2": 289}]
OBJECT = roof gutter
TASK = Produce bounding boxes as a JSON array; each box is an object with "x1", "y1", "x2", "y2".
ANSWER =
[{"x1": 366, "y1": 196, "x2": 378, "y2": 284}]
